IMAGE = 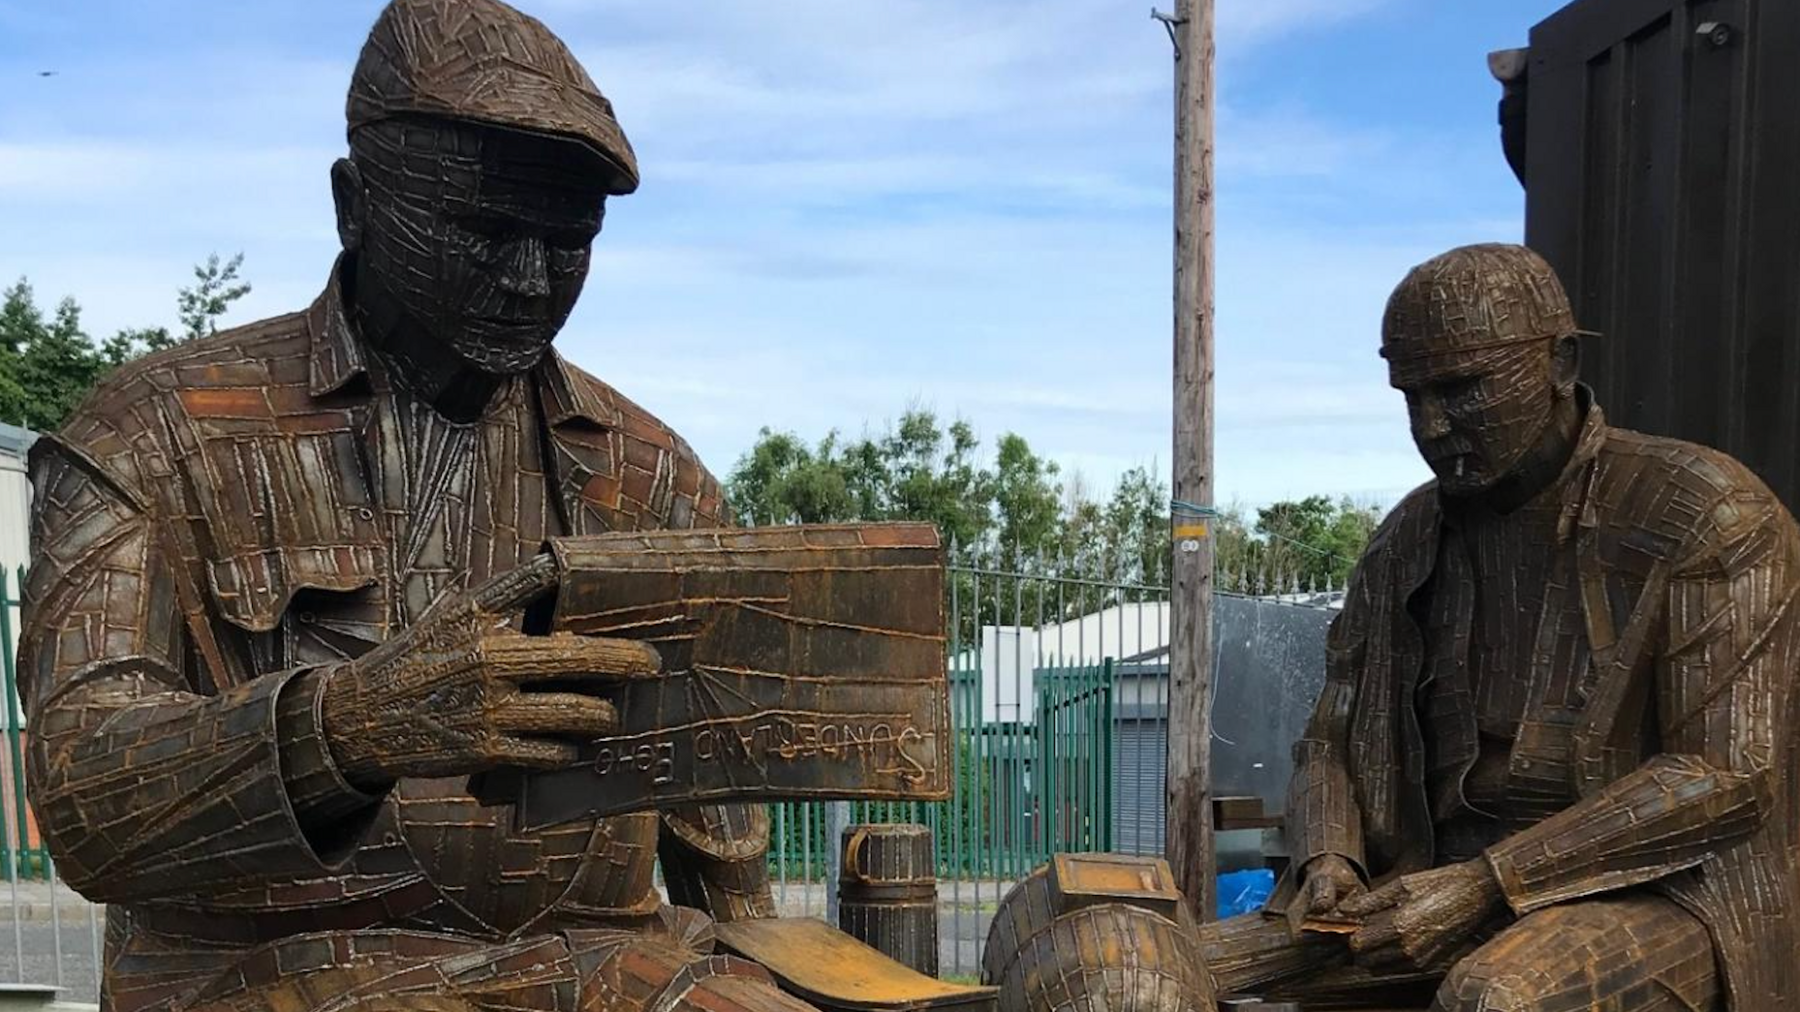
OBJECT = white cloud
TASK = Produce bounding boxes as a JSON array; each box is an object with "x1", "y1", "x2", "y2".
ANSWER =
[
  {"x1": 2, "y1": 0, "x2": 1463, "y2": 513},
  {"x1": 0, "y1": 141, "x2": 338, "y2": 201}
]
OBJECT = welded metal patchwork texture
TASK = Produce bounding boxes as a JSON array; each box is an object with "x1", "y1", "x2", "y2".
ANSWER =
[
  {"x1": 838, "y1": 824, "x2": 941, "y2": 976},
  {"x1": 982, "y1": 855, "x2": 1215, "y2": 1012},
  {"x1": 504, "y1": 526, "x2": 951, "y2": 829},
  {"x1": 17, "y1": 2, "x2": 952, "y2": 1012},
  {"x1": 1205, "y1": 244, "x2": 1800, "y2": 1011}
]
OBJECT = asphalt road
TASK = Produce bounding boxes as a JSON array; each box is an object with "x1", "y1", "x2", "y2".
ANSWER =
[{"x1": 0, "y1": 918, "x2": 103, "y2": 1006}]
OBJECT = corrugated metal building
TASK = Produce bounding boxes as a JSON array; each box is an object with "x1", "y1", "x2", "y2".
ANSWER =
[{"x1": 1501, "y1": 0, "x2": 1800, "y2": 510}]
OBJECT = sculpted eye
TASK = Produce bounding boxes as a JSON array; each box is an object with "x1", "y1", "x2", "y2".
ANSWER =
[
  {"x1": 1438, "y1": 377, "x2": 1480, "y2": 402},
  {"x1": 452, "y1": 215, "x2": 511, "y2": 244}
]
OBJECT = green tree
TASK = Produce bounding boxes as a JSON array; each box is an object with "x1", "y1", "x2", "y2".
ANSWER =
[
  {"x1": 726, "y1": 428, "x2": 854, "y2": 525},
  {"x1": 1211, "y1": 504, "x2": 1263, "y2": 593},
  {"x1": 991, "y1": 433, "x2": 1061, "y2": 570},
  {"x1": 0, "y1": 253, "x2": 252, "y2": 432},
  {"x1": 177, "y1": 253, "x2": 252, "y2": 342},
  {"x1": 723, "y1": 404, "x2": 1384, "y2": 602},
  {"x1": 0, "y1": 282, "x2": 107, "y2": 431},
  {"x1": 1253, "y1": 494, "x2": 1380, "y2": 590},
  {"x1": 101, "y1": 326, "x2": 174, "y2": 366},
  {"x1": 0, "y1": 282, "x2": 43, "y2": 427},
  {"x1": 1102, "y1": 466, "x2": 1172, "y2": 587},
  {"x1": 18, "y1": 296, "x2": 108, "y2": 432},
  {"x1": 727, "y1": 408, "x2": 1039, "y2": 556}
]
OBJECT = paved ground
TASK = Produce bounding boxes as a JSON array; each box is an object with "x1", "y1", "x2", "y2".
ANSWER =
[
  {"x1": 0, "y1": 918, "x2": 103, "y2": 1006},
  {"x1": 0, "y1": 878, "x2": 1021, "y2": 1004}
]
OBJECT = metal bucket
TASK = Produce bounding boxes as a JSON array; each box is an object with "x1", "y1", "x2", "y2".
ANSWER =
[{"x1": 838, "y1": 823, "x2": 938, "y2": 976}]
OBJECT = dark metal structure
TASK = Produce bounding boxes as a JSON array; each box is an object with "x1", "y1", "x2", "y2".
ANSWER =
[{"x1": 1505, "y1": 0, "x2": 1800, "y2": 512}]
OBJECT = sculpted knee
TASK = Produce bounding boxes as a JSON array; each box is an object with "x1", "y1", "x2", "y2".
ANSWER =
[{"x1": 1435, "y1": 954, "x2": 1555, "y2": 1012}]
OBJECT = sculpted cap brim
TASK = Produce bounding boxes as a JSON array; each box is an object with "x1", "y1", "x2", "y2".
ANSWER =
[{"x1": 347, "y1": 0, "x2": 640, "y2": 195}]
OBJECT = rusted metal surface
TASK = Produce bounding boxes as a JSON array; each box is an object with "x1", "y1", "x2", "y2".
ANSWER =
[
  {"x1": 837, "y1": 824, "x2": 939, "y2": 976},
  {"x1": 713, "y1": 919, "x2": 995, "y2": 1012},
  {"x1": 1513, "y1": 0, "x2": 1800, "y2": 517},
  {"x1": 1193, "y1": 245, "x2": 1800, "y2": 1010},
  {"x1": 981, "y1": 854, "x2": 1213, "y2": 1012},
  {"x1": 501, "y1": 526, "x2": 950, "y2": 829},
  {"x1": 15, "y1": 2, "x2": 952, "y2": 1012}
]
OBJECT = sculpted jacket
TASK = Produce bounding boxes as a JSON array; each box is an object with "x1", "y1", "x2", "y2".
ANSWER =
[
  {"x1": 1286, "y1": 400, "x2": 1800, "y2": 1011},
  {"x1": 20, "y1": 270, "x2": 771, "y2": 1012}
]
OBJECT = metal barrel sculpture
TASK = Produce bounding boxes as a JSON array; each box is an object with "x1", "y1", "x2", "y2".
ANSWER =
[{"x1": 839, "y1": 823, "x2": 940, "y2": 976}]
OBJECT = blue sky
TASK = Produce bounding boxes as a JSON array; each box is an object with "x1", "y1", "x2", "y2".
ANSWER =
[{"x1": 0, "y1": 0, "x2": 1569, "y2": 510}]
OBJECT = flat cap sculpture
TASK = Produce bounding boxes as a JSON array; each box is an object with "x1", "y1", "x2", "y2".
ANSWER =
[{"x1": 348, "y1": 0, "x2": 639, "y2": 192}]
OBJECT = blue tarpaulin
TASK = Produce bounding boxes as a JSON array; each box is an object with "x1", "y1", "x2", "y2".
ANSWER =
[{"x1": 1216, "y1": 868, "x2": 1275, "y2": 919}]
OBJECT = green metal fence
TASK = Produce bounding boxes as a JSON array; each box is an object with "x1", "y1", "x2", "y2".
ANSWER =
[
  {"x1": 763, "y1": 555, "x2": 1170, "y2": 977},
  {"x1": 763, "y1": 662, "x2": 1116, "y2": 883}
]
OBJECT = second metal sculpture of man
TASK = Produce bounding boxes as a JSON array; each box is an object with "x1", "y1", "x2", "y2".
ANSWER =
[{"x1": 1200, "y1": 243, "x2": 1800, "y2": 1011}]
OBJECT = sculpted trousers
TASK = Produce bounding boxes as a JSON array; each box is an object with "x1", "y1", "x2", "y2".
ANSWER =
[
  {"x1": 1200, "y1": 893, "x2": 1721, "y2": 1011},
  {"x1": 157, "y1": 922, "x2": 819, "y2": 1012}
]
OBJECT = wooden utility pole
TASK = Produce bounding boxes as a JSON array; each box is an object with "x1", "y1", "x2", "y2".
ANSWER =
[{"x1": 1162, "y1": 0, "x2": 1216, "y2": 922}]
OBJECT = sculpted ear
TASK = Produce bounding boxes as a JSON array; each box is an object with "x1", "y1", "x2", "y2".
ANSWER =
[
  {"x1": 331, "y1": 158, "x2": 367, "y2": 254},
  {"x1": 1550, "y1": 334, "x2": 1580, "y2": 398}
]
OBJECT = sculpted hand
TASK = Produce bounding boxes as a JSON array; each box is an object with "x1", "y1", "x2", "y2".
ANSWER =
[
  {"x1": 1343, "y1": 859, "x2": 1503, "y2": 972},
  {"x1": 1285, "y1": 853, "x2": 1366, "y2": 925},
  {"x1": 320, "y1": 555, "x2": 662, "y2": 790}
]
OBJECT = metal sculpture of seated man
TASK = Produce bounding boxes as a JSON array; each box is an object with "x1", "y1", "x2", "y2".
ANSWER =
[
  {"x1": 1200, "y1": 244, "x2": 1800, "y2": 1011},
  {"x1": 18, "y1": 4, "x2": 916, "y2": 1012}
]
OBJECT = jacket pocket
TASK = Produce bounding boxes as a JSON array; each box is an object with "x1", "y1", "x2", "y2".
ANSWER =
[{"x1": 205, "y1": 544, "x2": 384, "y2": 633}]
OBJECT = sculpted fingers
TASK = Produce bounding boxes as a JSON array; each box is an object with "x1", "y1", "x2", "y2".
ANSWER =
[
  {"x1": 491, "y1": 691, "x2": 618, "y2": 738},
  {"x1": 1298, "y1": 855, "x2": 1365, "y2": 916},
  {"x1": 469, "y1": 553, "x2": 561, "y2": 613},
  {"x1": 489, "y1": 735, "x2": 581, "y2": 770},
  {"x1": 483, "y1": 633, "x2": 662, "y2": 683},
  {"x1": 1347, "y1": 908, "x2": 1402, "y2": 964},
  {"x1": 1307, "y1": 873, "x2": 1341, "y2": 914},
  {"x1": 1336, "y1": 878, "x2": 1404, "y2": 919}
]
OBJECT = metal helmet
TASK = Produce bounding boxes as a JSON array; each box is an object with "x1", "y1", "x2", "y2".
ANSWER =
[
  {"x1": 1381, "y1": 243, "x2": 1580, "y2": 383},
  {"x1": 346, "y1": 0, "x2": 640, "y2": 194}
]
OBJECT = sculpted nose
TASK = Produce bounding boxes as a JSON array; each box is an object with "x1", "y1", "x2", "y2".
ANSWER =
[{"x1": 496, "y1": 236, "x2": 550, "y2": 297}]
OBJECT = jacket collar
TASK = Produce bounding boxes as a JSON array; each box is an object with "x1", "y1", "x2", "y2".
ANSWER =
[{"x1": 303, "y1": 258, "x2": 620, "y2": 429}]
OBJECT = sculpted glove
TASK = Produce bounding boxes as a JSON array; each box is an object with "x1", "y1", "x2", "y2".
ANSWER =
[
  {"x1": 1287, "y1": 853, "x2": 1368, "y2": 928},
  {"x1": 1343, "y1": 859, "x2": 1503, "y2": 973},
  {"x1": 320, "y1": 554, "x2": 663, "y2": 791}
]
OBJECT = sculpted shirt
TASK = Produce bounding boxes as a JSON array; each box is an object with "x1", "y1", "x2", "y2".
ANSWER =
[
  {"x1": 1419, "y1": 470, "x2": 1571, "y2": 862},
  {"x1": 20, "y1": 268, "x2": 768, "y2": 1012}
]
